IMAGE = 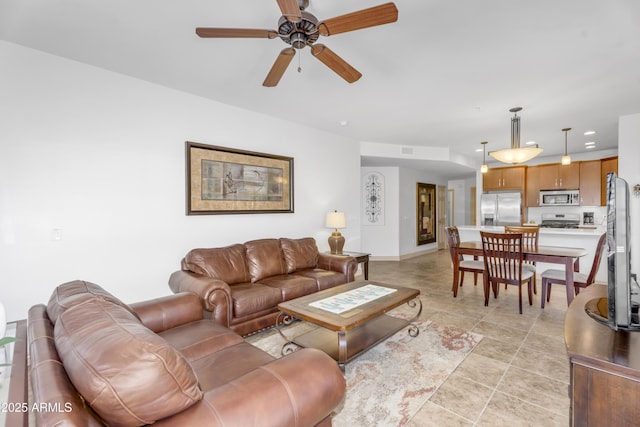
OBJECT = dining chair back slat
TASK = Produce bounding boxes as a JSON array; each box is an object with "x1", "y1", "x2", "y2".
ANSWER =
[
  {"x1": 446, "y1": 226, "x2": 484, "y2": 291},
  {"x1": 505, "y1": 225, "x2": 540, "y2": 294},
  {"x1": 480, "y1": 231, "x2": 534, "y2": 314}
]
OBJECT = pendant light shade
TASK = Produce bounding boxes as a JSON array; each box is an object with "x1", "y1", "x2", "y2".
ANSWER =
[
  {"x1": 489, "y1": 107, "x2": 543, "y2": 164},
  {"x1": 561, "y1": 127, "x2": 572, "y2": 165},
  {"x1": 480, "y1": 141, "x2": 488, "y2": 173}
]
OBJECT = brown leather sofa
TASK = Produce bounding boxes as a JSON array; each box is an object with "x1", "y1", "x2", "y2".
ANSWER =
[
  {"x1": 169, "y1": 237, "x2": 357, "y2": 336},
  {"x1": 28, "y1": 280, "x2": 346, "y2": 426}
]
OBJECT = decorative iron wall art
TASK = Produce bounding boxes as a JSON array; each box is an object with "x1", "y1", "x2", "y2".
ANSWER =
[
  {"x1": 363, "y1": 172, "x2": 385, "y2": 225},
  {"x1": 186, "y1": 141, "x2": 293, "y2": 215},
  {"x1": 416, "y1": 182, "x2": 436, "y2": 245}
]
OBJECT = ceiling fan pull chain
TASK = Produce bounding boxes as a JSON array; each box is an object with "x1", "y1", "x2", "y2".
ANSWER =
[{"x1": 297, "y1": 52, "x2": 302, "y2": 73}]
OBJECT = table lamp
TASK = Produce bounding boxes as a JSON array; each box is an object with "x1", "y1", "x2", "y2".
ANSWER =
[{"x1": 326, "y1": 210, "x2": 346, "y2": 254}]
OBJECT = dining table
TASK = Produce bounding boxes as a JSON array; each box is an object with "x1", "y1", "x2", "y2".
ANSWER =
[{"x1": 452, "y1": 241, "x2": 588, "y2": 307}]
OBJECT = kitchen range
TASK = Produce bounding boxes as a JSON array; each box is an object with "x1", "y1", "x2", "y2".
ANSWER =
[{"x1": 539, "y1": 213, "x2": 581, "y2": 229}]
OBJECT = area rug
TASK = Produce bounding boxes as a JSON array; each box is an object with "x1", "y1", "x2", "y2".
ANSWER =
[{"x1": 246, "y1": 319, "x2": 482, "y2": 426}]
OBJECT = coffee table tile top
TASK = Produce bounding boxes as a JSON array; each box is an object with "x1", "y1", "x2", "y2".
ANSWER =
[{"x1": 309, "y1": 284, "x2": 396, "y2": 314}]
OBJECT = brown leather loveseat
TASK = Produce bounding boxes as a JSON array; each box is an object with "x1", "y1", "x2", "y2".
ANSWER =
[
  {"x1": 27, "y1": 280, "x2": 346, "y2": 426},
  {"x1": 169, "y1": 237, "x2": 357, "y2": 336}
]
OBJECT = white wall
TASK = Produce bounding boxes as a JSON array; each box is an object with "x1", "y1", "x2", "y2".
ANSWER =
[
  {"x1": 360, "y1": 166, "x2": 446, "y2": 258},
  {"x1": 398, "y1": 168, "x2": 447, "y2": 256},
  {"x1": 0, "y1": 41, "x2": 361, "y2": 321},
  {"x1": 619, "y1": 113, "x2": 640, "y2": 277},
  {"x1": 361, "y1": 167, "x2": 399, "y2": 256},
  {"x1": 448, "y1": 177, "x2": 475, "y2": 226}
]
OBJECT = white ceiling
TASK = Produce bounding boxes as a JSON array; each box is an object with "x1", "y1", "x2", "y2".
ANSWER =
[{"x1": 2, "y1": 0, "x2": 639, "y2": 179}]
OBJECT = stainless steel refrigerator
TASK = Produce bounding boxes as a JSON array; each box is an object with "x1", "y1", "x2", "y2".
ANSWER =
[{"x1": 480, "y1": 192, "x2": 522, "y2": 226}]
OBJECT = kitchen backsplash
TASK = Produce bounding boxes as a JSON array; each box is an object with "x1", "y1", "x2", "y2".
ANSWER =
[{"x1": 527, "y1": 206, "x2": 607, "y2": 226}]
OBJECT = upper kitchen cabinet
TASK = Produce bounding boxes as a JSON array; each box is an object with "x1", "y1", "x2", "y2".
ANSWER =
[
  {"x1": 600, "y1": 156, "x2": 619, "y2": 206},
  {"x1": 525, "y1": 166, "x2": 540, "y2": 207},
  {"x1": 538, "y1": 163, "x2": 580, "y2": 190},
  {"x1": 483, "y1": 166, "x2": 525, "y2": 192},
  {"x1": 579, "y1": 160, "x2": 601, "y2": 206}
]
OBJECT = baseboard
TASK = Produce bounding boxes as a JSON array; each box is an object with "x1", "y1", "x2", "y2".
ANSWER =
[{"x1": 370, "y1": 247, "x2": 441, "y2": 262}]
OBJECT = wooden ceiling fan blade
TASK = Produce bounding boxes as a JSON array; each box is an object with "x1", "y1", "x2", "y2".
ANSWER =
[
  {"x1": 263, "y1": 48, "x2": 296, "y2": 87},
  {"x1": 311, "y1": 44, "x2": 362, "y2": 83},
  {"x1": 196, "y1": 28, "x2": 278, "y2": 39},
  {"x1": 277, "y1": 0, "x2": 302, "y2": 22},
  {"x1": 318, "y1": 2, "x2": 398, "y2": 36}
]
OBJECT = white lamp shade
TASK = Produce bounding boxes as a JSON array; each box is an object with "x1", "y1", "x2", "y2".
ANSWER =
[
  {"x1": 489, "y1": 147, "x2": 543, "y2": 164},
  {"x1": 326, "y1": 211, "x2": 346, "y2": 229},
  {"x1": 561, "y1": 155, "x2": 571, "y2": 165}
]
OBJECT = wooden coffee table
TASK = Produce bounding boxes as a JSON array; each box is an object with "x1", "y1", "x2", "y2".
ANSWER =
[{"x1": 277, "y1": 280, "x2": 422, "y2": 372}]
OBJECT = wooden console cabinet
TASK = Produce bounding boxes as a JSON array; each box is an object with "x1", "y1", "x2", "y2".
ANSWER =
[{"x1": 565, "y1": 285, "x2": 640, "y2": 426}]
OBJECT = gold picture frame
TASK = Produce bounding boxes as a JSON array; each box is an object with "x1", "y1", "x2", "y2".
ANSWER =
[
  {"x1": 186, "y1": 141, "x2": 294, "y2": 215},
  {"x1": 416, "y1": 182, "x2": 436, "y2": 245}
]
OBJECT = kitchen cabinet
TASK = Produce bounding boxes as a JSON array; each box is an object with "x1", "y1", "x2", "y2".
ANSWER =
[
  {"x1": 579, "y1": 160, "x2": 601, "y2": 206},
  {"x1": 538, "y1": 163, "x2": 580, "y2": 190},
  {"x1": 600, "y1": 157, "x2": 618, "y2": 206},
  {"x1": 483, "y1": 166, "x2": 525, "y2": 191},
  {"x1": 525, "y1": 165, "x2": 540, "y2": 207}
]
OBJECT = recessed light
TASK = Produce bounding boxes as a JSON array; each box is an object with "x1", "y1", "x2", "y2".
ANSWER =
[
  {"x1": 525, "y1": 140, "x2": 536, "y2": 145},
  {"x1": 585, "y1": 141, "x2": 596, "y2": 146},
  {"x1": 475, "y1": 148, "x2": 483, "y2": 152},
  {"x1": 338, "y1": 120, "x2": 349, "y2": 126},
  {"x1": 584, "y1": 130, "x2": 596, "y2": 136},
  {"x1": 585, "y1": 145, "x2": 596, "y2": 149}
]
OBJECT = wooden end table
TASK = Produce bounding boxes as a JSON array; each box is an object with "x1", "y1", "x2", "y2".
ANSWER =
[{"x1": 327, "y1": 251, "x2": 370, "y2": 279}]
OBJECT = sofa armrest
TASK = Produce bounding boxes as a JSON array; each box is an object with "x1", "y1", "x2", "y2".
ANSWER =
[
  {"x1": 168, "y1": 270, "x2": 233, "y2": 328},
  {"x1": 155, "y1": 348, "x2": 346, "y2": 427},
  {"x1": 129, "y1": 293, "x2": 204, "y2": 333},
  {"x1": 318, "y1": 253, "x2": 357, "y2": 282}
]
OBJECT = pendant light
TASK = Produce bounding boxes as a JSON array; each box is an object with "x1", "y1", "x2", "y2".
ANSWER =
[
  {"x1": 480, "y1": 141, "x2": 488, "y2": 173},
  {"x1": 489, "y1": 107, "x2": 543, "y2": 164},
  {"x1": 561, "y1": 127, "x2": 572, "y2": 165}
]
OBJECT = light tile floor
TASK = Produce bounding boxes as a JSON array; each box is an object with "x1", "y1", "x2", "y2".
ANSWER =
[{"x1": 368, "y1": 250, "x2": 572, "y2": 426}]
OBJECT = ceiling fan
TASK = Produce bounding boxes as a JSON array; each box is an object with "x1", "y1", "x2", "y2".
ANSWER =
[{"x1": 195, "y1": 0, "x2": 398, "y2": 87}]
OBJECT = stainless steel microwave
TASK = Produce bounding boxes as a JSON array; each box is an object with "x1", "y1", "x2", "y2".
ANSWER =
[{"x1": 539, "y1": 190, "x2": 580, "y2": 206}]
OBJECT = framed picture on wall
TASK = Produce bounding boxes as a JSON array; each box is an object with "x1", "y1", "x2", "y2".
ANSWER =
[
  {"x1": 416, "y1": 182, "x2": 436, "y2": 245},
  {"x1": 186, "y1": 141, "x2": 294, "y2": 215}
]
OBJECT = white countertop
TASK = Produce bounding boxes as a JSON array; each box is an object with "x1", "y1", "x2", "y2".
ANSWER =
[{"x1": 456, "y1": 225, "x2": 605, "y2": 236}]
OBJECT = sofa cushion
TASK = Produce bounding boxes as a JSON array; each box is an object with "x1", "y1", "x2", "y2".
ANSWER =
[
  {"x1": 279, "y1": 237, "x2": 320, "y2": 273},
  {"x1": 245, "y1": 239, "x2": 287, "y2": 282},
  {"x1": 47, "y1": 280, "x2": 138, "y2": 325},
  {"x1": 293, "y1": 269, "x2": 347, "y2": 291},
  {"x1": 54, "y1": 297, "x2": 202, "y2": 427},
  {"x1": 183, "y1": 244, "x2": 250, "y2": 285},
  {"x1": 229, "y1": 283, "x2": 283, "y2": 318},
  {"x1": 258, "y1": 274, "x2": 318, "y2": 301}
]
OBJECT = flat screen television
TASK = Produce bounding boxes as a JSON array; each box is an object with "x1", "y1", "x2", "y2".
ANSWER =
[
  {"x1": 585, "y1": 172, "x2": 638, "y2": 330},
  {"x1": 605, "y1": 172, "x2": 638, "y2": 330}
]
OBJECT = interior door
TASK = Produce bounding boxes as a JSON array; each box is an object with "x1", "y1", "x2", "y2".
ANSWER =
[{"x1": 437, "y1": 185, "x2": 446, "y2": 250}]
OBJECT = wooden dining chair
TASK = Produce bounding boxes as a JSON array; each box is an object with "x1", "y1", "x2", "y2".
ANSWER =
[
  {"x1": 540, "y1": 232, "x2": 607, "y2": 308},
  {"x1": 445, "y1": 226, "x2": 484, "y2": 288},
  {"x1": 504, "y1": 225, "x2": 539, "y2": 294},
  {"x1": 480, "y1": 231, "x2": 534, "y2": 314}
]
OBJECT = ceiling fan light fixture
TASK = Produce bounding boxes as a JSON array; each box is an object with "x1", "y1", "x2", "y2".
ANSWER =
[
  {"x1": 561, "y1": 127, "x2": 572, "y2": 165},
  {"x1": 489, "y1": 107, "x2": 543, "y2": 165}
]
